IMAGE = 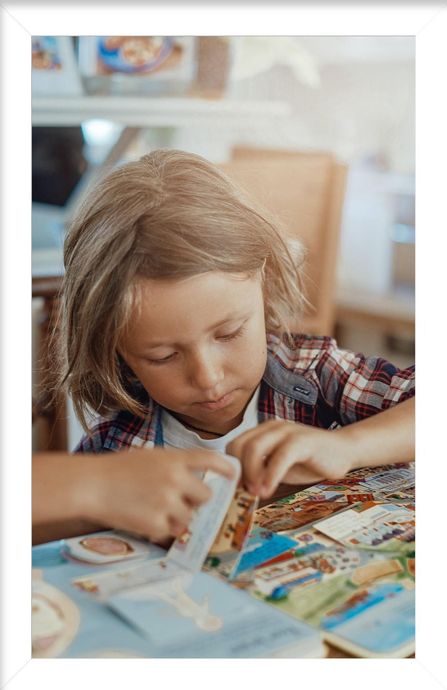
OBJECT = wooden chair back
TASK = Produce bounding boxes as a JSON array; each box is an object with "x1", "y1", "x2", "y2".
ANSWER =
[{"x1": 220, "y1": 147, "x2": 347, "y2": 335}]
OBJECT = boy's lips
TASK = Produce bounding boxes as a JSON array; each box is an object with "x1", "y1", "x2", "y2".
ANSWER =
[{"x1": 195, "y1": 391, "x2": 235, "y2": 411}]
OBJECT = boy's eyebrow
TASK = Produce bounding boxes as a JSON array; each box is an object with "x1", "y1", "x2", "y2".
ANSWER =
[{"x1": 141, "y1": 314, "x2": 249, "y2": 349}]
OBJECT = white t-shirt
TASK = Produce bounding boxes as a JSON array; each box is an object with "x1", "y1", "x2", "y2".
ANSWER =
[{"x1": 161, "y1": 386, "x2": 260, "y2": 453}]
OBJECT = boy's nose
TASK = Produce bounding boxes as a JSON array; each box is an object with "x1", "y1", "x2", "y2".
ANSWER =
[{"x1": 188, "y1": 351, "x2": 224, "y2": 392}]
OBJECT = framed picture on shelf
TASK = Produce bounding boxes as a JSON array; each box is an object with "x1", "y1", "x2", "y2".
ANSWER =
[
  {"x1": 78, "y1": 36, "x2": 197, "y2": 96},
  {"x1": 32, "y1": 36, "x2": 83, "y2": 97}
]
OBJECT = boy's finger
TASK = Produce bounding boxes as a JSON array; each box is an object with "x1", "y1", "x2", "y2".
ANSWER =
[
  {"x1": 260, "y1": 444, "x2": 303, "y2": 497},
  {"x1": 147, "y1": 514, "x2": 171, "y2": 543},
  {"x1": 169, "y1": 500, "x2": 195, "y2": 529},
  {"x1": 169, "y1": 516, "x2": 190, "y2": 538},
  {"x1": 237, "y1": 428, "x2": 291, "y2": 491},
  {"x1": 226, "y1": 421, "x2": 279, "y2": 457},
  {"x1": 182, "y1": 475, "x2": 213, "y2": 506},
  {"x1": 226, "y1": 431, "x2": 252, "y2": 458},
  {"x1": 185, "y1": 452, "x2": 237, "y2": 480}
]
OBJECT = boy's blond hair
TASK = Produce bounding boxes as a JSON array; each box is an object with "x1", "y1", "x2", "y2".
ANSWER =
[{"x1": 52, "y1": 149, "x2": 308, "y2": 430}]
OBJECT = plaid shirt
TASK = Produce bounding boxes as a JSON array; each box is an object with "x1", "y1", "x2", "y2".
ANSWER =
[{"x1": 75, "y1": 333, "x2": 415, "y2": 453}]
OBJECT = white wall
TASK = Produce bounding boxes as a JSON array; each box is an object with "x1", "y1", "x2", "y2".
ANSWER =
[
  {"x1": 171, "y1": 37, "x2": 415, "y2": 173},
  {"x1": 166, "y1": 37, "x2": 415, "y2": 298}
]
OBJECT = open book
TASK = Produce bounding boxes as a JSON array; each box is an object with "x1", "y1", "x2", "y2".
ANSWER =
[
  {"x1": 32, "y1": 457, "x2": 414, "y2": 658},
  {"x1": 32, "y1": 455, "x2": 323, "y2": 658},
  {"x1": 202, "y1": 461, "x2": 415, "y2": 658}
]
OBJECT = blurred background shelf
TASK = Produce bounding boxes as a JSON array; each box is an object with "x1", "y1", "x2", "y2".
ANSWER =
[
  {"x1": 336, "y1": 287, "x2": 415, "y2": 331},
  {"x1": 32, "y1": 96, "x2": 292, "y2": 127}
]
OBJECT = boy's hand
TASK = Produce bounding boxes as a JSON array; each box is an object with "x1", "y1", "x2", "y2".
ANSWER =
[
  {"x1": 84, "y1": 448, "x2": 235, "y2": 543},
  {"x1": 226, "y1": 420, "x2": 353, "y2": 498}
]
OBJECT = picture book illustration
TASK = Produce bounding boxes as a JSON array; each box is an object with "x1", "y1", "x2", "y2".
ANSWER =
[
  {"x1": 63, "y1": 531, "x2": 153, "y2": 565},
  {"x1": 246, "y1": 540, "x2": 415, "y2": 657},
  {"x1": 252, "y1": 545, "x2": 411, "y2": 600},
  {"x1": 254, "y1": 496, "x2": 349, "y2": 533},
  {"x1": 205, "y1": 524, "x2": 297, "y2": 581},
  {"x1": 205, "y1": 489, "x2": 258, "y2": 579},
  {"x1": 303, "y1": 463, "x2": 414, "y2": 503},
  {"x1": 313, "y1": 501, "x2": 415, "y2": 554},
  {"x1": 253, "y1": 464, "x2": 414, "y2": 535},
  {"x1": 232, "y1": 526, "x2": 299, "y2": 576},
  {"x1": 204, "y1": 463, "x2": 416, "y2": 657},
  {"x1": 288, "y1": 528, "x2": 348, "y2": 553},
  {"x1": 354, "y1": 465, "x2": 415, "y2": 496},
  {"x1": 32, "y1": 569, "x2": 80, "y2": 658}
]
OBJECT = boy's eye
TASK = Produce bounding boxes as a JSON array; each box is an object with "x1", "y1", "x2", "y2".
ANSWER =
[
  {"x1": 217, "y1": 325, "x2": 246, "y2": 342},
  {"x1": 147, "y1": 353, "x2": 176, "y2": 365}
]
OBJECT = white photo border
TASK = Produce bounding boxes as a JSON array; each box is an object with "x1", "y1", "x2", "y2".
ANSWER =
[{"x1": 1, "y1": 2, "x2": 446, "y2": 688}]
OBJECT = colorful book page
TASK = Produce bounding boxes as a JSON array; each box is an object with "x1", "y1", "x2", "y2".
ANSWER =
[
  {"x1": 359, "y1": 467, "x2": 415, "y2": 502},
  {"x1": 254, "y1": 497, "x2": 349, "y2": 533},
  {"x1": 323, "y1": 586, "x2": 415, "y2": 657},
  {"x1": 248, "y1": 547, "x2": 415, "y2": 657},
  {"x1": 313, "y1": 501, "x2": 415, "y2": 554},
  {"x1": 265, "y1": 463, "x2": 415, "y2": 508},
  {"x1": 249, "y1": 545, "x2": 404, "y2": 597},
  {"x1": 230, "y1": 526, "x2": 298, "y2": 577},
  {"x1": 281, "y1": 528, "x2": 338, "y2": 554},
  {"x1": 207, "y1": 489, "x2": 259, "y2": 580}
]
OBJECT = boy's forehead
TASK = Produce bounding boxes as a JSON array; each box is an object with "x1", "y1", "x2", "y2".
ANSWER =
[
  {"x1": 133, "y1": 271, "x2": 259, "y2": 312},
  {"x1": 125, "y1": 272, "x2": 263, "y2": 346}
]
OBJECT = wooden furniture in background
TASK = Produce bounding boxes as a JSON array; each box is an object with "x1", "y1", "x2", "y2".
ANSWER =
[
  {"x1": 33, "y1": 275, "x2": 67, "y2": 451},
  {"x1": 336, "y1": 287, "x2": 415, "y2": 334},
  {"x1": 221, "y1": 147, "x2": 348, "y2": 336}
]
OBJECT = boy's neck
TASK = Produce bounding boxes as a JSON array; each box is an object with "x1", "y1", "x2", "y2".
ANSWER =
[
  {"x1": 177, "y1": 419, "x2": 227, "y2": 439},
  {"x1": 170, "y1": 412, "x2": 243, "y2": 439}
]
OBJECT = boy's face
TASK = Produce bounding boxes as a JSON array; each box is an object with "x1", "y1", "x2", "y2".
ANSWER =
[{"x1": 120, "y1": 271, "x2": 268, "y2": 436}]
